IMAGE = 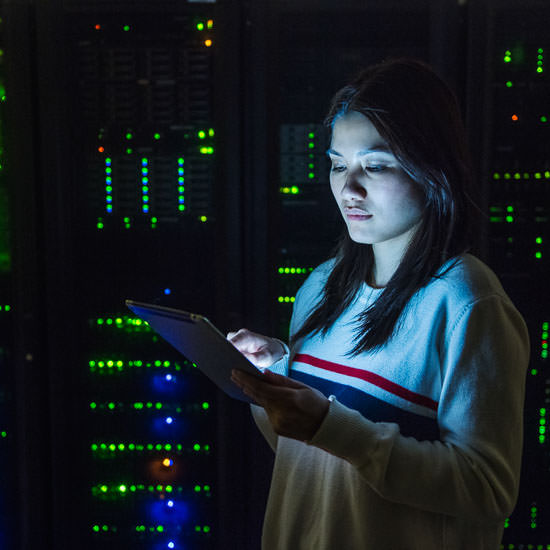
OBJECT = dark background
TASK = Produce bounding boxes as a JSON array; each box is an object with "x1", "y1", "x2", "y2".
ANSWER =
[{"x1": 0, "y1": 0, "x2": 548, "y2": 548}]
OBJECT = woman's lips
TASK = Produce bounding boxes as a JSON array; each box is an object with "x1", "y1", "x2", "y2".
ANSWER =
[{"x1": 344, "y1": 207, "x2": 372, "y2": 221}]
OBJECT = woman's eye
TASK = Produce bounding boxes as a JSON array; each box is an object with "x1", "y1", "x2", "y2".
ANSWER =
[
  {"x1": 364, "y1": 165, "x2": 387, "y2": 173},
  {"x1": 330, "y1": 165, "x2": 346, "y2": 173}
]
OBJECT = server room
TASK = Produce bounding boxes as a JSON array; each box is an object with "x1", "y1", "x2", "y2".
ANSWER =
[{"x1": 0, "y1": 0, "x2": 548, "y2": 548}]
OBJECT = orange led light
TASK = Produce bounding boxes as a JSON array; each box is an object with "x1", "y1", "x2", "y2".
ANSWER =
[
  {"x1": 95, "y1": 24, "x2": 101, "y2": 30},
  {"x1": 98, "y1": 146, "x2": 105, "y2": 153},
  {"x1": 511, "y1": 114, "x2": 519, "y2": 121},
  {"x1": 204, "y1": 39, "x2": 213, "y2": 47},
  {"x1": 162, "y1": 458, "x2": 172, "y2": 467}
]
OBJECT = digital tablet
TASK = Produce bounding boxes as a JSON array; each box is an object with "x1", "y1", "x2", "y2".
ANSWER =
[{"x1": 125, "y1": 300, "x2": 262, "y2": 403}]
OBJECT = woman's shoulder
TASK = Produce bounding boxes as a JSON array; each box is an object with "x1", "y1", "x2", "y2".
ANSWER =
[
  {"x1": 428, "y1": 253, "x2": 510, "y2": 306},
  {"x1": 294, "y1": 258, "x2": 336, "y2": 301}
]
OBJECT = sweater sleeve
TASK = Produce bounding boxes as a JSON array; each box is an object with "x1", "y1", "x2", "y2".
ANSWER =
[{"x1": 308, "y1": 295, "x2": 529, "y2": 523}]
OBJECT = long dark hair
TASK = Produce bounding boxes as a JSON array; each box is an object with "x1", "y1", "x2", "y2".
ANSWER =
[{"x1": 291, "y1": 58, "x2": 477, "y2": 355}]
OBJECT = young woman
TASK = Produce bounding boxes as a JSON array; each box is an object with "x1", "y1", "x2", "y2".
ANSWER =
[{"x1": 229, "y1": 58, "x2": 529, "y2": 550}]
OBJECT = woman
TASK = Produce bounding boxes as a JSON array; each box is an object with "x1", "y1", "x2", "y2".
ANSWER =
[{"x1": 229, "y1": 58, "x2": 529, "y2": 550}]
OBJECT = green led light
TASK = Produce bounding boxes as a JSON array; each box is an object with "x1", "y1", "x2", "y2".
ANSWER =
[
  {"x1": 123, "y1": 25, "x2": 130, "y2": 31},
  {"x1": 197, "y1": 22, "x2": 204, "y2": 30},
  {"x1": 126, "y1": 148, "x2": 133, "y2": 154},
  {"x1": 100, "y1": 485, "x2": 108, "y2": 493},
  {"x1": 535, "y1": 252, "x2": 542, "y2": 259},
  {"x1": 541, "y1": 116, "x2": 548, "y2": 123},
  {"x1": 506, "y1": 205, "x2": 514, "y2": 212},
  {"x1": 200, "y1": 215, "x2": 207, "y2": 222},
  {"x1": 154, "y1": 133, "x2": 160, "y2": 139},
  {"x1": 208, "y1": 128, "x2": 215, "y2": 137},
  {"x1": 90, "y1": 402, "x2": 97, "y2": 409},
  {"x1": 202, "y1": 402, "x2": 210, "y2": 410},
  {"x1": 126, "y1": 132, "x2": 133, "y2": 140},
  {"x1": 1, "y1": 431, "x2": 7, "y2": 438},
  {"x1": 505, "y1": 81, "x2": 513, "y2": 88},
  {"x1": 505, "y1": 216, "x2": 514, "y2": 223},
  {"x1": 308, "y1": 172, "x2": 315, "y2": 179},
  {"x1": 308, "y1": 132, "x2": 315, "y2": 138},
  {"x1": 193, "y1": 443, "x2": 201, "y2": 451},
  {"x1": 291, "y1": 186, "x2": 299, "y2": 194},
  {"x1": 198, "y1": 130, "x2": 206, "y2": 139},
  {"x1": 119, "y1": 485, "x2": 127, "y2": 493}
]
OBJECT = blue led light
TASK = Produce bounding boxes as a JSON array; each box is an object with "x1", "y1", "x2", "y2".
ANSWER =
[
  {"x1": 167, "y1": 500, "x2": 174, "y2": 507},
  {"x1": 166, "y1": 417, "x2": 173, "y2": 424},
  {"x1": 164, "y1": 288, "x2": 171, "y2": 295},
  {"x1": 166, "y1": 374, "x2": 173, "y2": 381},
  {"x1": 168, "y1": 543, "x2": 175, "y2": 549}
]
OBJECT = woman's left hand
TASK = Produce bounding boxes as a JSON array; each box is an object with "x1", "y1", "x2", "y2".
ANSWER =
[{"x1": 231, "y1": 369, "x2": 330, "y2": 441}]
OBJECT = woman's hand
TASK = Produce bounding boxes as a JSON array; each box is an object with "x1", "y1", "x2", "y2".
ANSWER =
[
  {"x1": 227, "y1": 328, "x2": 286, "y2": 369},
  {"x1": 231, "y1": 369, "x2": 330, "y2": 442}
]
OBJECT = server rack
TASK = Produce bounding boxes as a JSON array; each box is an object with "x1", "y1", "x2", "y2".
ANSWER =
[{"x1": 470, "y1": 0, "x2": 550, "y2": 545}]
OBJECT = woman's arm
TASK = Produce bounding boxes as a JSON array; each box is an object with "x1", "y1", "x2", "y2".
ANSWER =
[{"x1": 308, "y1": 295, "x2": 529, "y2": 522}]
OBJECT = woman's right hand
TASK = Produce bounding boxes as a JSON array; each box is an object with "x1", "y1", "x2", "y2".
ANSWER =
[{"x1": 227, "y1": 328, "x2": 286, "y2": 369}]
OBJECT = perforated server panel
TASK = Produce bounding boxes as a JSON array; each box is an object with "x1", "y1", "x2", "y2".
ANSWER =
[
  {"x1": 45, "y1": 4, "x2": 221, "y2": 548},
  {"x1": 482, "y1": 2, "x2": 550, "y2": 546}
]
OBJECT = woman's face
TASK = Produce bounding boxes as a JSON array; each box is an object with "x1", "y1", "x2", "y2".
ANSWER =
[{"x1": 328, "y1": 111, "x2": 424, "y2": 256}]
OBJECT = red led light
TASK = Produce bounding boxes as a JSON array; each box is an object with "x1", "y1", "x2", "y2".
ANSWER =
[{"x1": 95, "y1": 24, "x2": 101, "y2": 30}]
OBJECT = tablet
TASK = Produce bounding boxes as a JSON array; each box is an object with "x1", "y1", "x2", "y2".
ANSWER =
[{"x1": 125, "y1": 300, "x2": 262, "y2": 403}]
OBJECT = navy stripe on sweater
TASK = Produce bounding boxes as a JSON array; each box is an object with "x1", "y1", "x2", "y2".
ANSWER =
[{"x1": 291, "y1": 369, "x2": 440, "y2": 442}]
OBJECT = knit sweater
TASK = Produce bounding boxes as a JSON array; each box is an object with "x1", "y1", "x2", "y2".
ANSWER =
[{"x1": 252, "y1": 254, "x2": 529, "y2": 550}]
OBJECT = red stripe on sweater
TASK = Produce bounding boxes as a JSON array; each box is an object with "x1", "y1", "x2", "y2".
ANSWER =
[{"x1": 294, "y1": 353, "x2": 439, "y2": 412}]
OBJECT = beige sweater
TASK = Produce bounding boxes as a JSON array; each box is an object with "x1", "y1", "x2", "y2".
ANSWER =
[{"x1": 252, "y1": 255, "x2": 529, "y2": 549}]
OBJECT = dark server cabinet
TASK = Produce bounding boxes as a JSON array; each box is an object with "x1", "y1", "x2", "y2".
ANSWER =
[
  {"x1": 4, "y1": 0, "x2": 249, "y2": 548},
  {"x1": 469, "y1": 0, "x2": 550, "y2": 545}
]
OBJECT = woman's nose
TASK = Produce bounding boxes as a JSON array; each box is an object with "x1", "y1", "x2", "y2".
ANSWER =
[{"x1": 341, "y1": 171, "x2": 366, "y2": 200}]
